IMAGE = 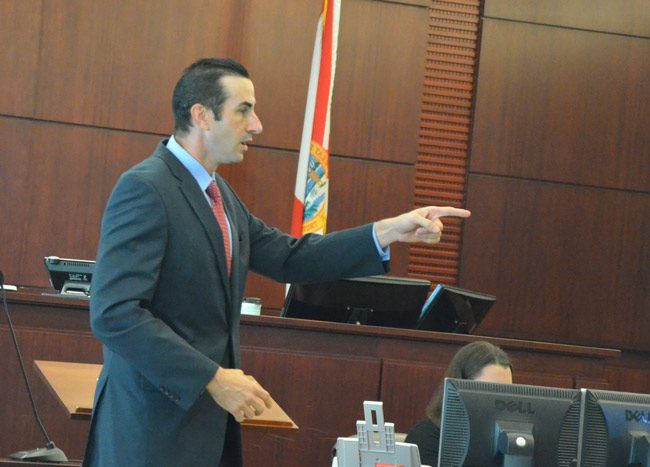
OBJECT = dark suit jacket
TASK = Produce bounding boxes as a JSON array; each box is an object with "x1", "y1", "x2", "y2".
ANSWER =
[{"x1": 83, "y1": 141, "x2": 387, "y2": 466}]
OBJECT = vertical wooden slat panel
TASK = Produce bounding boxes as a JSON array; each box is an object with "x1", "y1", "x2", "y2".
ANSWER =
[{"x1": 408, "y1": 0, "x2": 481, "y2": 285}]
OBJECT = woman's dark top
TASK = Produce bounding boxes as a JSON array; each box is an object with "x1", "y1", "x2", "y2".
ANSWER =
[{"x1": 405, "y1": 419, "x2": 441, "y2": 466}]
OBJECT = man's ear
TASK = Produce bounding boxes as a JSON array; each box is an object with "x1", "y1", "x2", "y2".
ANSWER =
[{"x1": 189, "y1": 103, "x2": 211, "y2": 130}]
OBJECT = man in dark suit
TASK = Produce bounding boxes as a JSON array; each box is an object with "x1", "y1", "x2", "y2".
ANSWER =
[{"x1": 84, "y1": 58, "x2": 470, "y2": 467}]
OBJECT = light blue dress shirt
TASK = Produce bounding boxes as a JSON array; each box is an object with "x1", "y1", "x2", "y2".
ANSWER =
[{"x1": 166, "y1": 135, "x2": 233, "y2": 253}]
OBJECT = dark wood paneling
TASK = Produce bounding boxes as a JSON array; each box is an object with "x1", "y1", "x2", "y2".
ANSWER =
[
  {"x1": 484, "y1": 0, "x2": 650, "y2": 38},
  {"x1": 34, "y1": 0, "x2": 238, "y2": 133},
  {"x1": 574, "y1": 376, "x2": 610, "y2": 391},
  {"x1": 0, "y1": 0, "x2": 41, "y2": 117},
  {"x1": 0, "y1": 327, "x2": 101, "y2": 461},
  {"x1": 604, "y1": 352, "x2": 650, "y2": 394},
  {"x1": 239, "y1": 0, "x2": 330, "y2": 153},
  {"x1": 471, "y1": 19, "x2": 650, "y2": 192},
  {"x1": 241, "y1": 348, "x2": 381, "y2": 467},
  {"x1": 330, "y1": 0, "x2": 428, "y2": 162},
  {"x1": 29, "y1": 0, "x2": 428, "y2": 163},
  {"x1": 0, "y1": 117, "x2": 160, "y2": 288},
  {"x1": 515, "y1": 370, "x2": 572, "y2": 389},
  {"x1": 460, "y1": 175, "x2": 650, "y2": 351},
  {"x1": 380, "y1": 360, "x2": 447, "y2": 432}
]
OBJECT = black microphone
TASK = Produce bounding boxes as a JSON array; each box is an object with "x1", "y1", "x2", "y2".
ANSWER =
[{"x1": 0, "y1": 271, "x2": 68, "y2": 462}]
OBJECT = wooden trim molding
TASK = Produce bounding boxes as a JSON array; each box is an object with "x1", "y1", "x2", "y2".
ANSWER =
[{"x1": 408, "y1": 0, "x2": 482, "y2": 285}]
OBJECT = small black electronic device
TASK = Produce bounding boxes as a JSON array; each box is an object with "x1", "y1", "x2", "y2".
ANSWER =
[
  {"x1": 43, "y1": 256, "x2": 94, "y2": 297},
  {"x1": 282, "y1": 275, "x2": 430, "y2": 330},
  {"x1": 417, "y1": 284, "x2": 495, "y2": 333}
]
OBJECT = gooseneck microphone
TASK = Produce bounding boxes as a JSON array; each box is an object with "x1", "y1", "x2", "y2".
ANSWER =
[{"x1": 0, "y1": 271, "x2": 68, "y2": 462}]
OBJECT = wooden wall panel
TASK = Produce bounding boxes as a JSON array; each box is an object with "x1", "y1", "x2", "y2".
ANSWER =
[
  {"x1": 237, "y1": 0, "x2": 322, "y2": 152},
  {"x1": 34, "y1": 0, "x2": 241, "y2": 133},
  {"x1": 28, "y1": 0, "x2": 429, "y2": 163},
  {"x1": 240, "y1": 348, "x2": 381, "y2": 467},
  {"x1": 0, "y1": 327, "x2": 101, "y2": 461},
  {"x1": 515, "y1": 371, "x2": 572, "y2": 389},
  {"x1": 484, "y1": 0, "x2": 650, "y2": 37},
  {"x1": 380, "y1": 359, "x2": 446, "y2": 432},
  {"x1": 471, "y1": 19, "x2": 650, "y2": 192},
  {"x1": 460, "y1": 175, "x2": 650, "y2": 351},
  {"x1": 0, "y1": 0, "x2": 41, "y2": 117},
  {"x1": 330, "y1": 0, "x2": 428, "y2": 162},
  {"x1": 0, "y1": 117, "x2": 160, "y2": 287},
  {"x1": 605, "y1": 362, "x2": 650, "y2": 395},
  {"x1": 463, "y1": 2, "x2": 650, "y2": 362}
]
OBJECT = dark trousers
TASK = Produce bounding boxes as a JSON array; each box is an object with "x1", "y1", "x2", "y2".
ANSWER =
[{"x1": 219, "y1": 415, "x2": 243, "y2": 467}]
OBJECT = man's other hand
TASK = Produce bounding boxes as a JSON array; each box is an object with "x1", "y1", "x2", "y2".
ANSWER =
[{"x1": 205, "y1": 368, "x2": 273, "y2": 422}]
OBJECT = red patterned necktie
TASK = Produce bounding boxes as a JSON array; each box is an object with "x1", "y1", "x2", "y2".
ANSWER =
[{"x1": 206, "y1": 181, "x2": 231, "y2": 276}]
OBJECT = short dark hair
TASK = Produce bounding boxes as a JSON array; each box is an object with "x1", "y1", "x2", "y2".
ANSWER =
[
  {"x1": 172, "y1": 58, "x2": 250, "y2": 134},
  {"x1": 425, "y1": 341, "x2": 512, "y2": 424}
]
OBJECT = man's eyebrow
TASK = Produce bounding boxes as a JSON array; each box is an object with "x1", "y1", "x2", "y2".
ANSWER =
[{"x1": 237, "y1": 101, "x2": 254, "y2": 109}]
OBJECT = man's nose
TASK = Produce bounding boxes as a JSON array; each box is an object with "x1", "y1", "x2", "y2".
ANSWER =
[{"x1": 248, "y1": 112, "x2": 263, "y2": 135}]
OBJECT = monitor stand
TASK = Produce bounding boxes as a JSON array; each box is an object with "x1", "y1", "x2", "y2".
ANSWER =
[
  {"x1": 630, "y1": 431, "x2": 650, "y2": 466},
  {"x1": 41, "y1": 281, "x2": 90, "y2": 300},
  {"x1": 496, "y1": 421, "x2": 534, "y2": 467}
]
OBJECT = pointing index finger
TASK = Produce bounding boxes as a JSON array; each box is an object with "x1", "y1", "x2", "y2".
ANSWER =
[{"x1": 430, "y1": 206, "x2": 471, "y2": 219}]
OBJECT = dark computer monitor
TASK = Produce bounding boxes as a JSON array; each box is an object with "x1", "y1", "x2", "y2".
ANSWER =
[
  {"x1": 416, "y1": 284, "x2": 495, "y2": 333},
  {"x1": 578, "y1": 388, "x2": 650, "y2": 467},
  {"x1": 281, "y1": 275, "x2": 431, "y2": 330},
  {"x1": 438, "y1": 378, "x2": 582, "y2": 466},
  {"x1": 43, "y1": 256, "x2": 94, "y2": 297}
]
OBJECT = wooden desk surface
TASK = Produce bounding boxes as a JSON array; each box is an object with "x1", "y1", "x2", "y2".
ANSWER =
[{"x1": 33, "y1": 361, "x2": 99, "y2": 419}]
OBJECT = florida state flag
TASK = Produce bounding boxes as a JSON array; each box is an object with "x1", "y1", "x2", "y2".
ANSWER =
[{"x1": 290, "y1": 0, "x2": 340, "y2": 236}]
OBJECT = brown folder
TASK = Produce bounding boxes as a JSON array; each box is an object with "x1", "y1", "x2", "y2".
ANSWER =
[{"x1": 33, "y1": 360, "x2": 297, "y2": 429}]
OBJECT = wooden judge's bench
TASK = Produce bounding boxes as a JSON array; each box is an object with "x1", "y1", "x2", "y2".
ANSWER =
[{"x1": 0, "y1": 289, "x2": 620, "y2": 467}]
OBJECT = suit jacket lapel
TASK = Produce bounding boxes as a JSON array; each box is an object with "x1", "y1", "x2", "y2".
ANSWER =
[{"x1": 154, "y1": 145, "x2": 233, "y2": 307}]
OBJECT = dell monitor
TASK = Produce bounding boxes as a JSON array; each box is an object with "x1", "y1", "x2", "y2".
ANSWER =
[
  {"x1": 43, "y1": 256, "x2": 94, "y2": 298},
  {"x1": 438, "y1": 378, "x2": 582, "y2": 466},
  {"x1": 417, "y1": 284, "x2": 495, "y2": 333},
  {"x1": 578, "y1": 388, "x2": 650, "y2": 467},
  {"x1": 282, "y1": 275, "x2": 431, "y2": 330}
]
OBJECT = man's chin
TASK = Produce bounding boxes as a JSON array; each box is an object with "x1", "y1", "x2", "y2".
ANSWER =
[{"x1": 230, "y1": 153, "x2": 245, "y2": 164}]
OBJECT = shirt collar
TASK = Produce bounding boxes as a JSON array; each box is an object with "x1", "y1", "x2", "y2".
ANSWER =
[{"x1": 166, "y1": 135, "x2": 214, "y2": 192}]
